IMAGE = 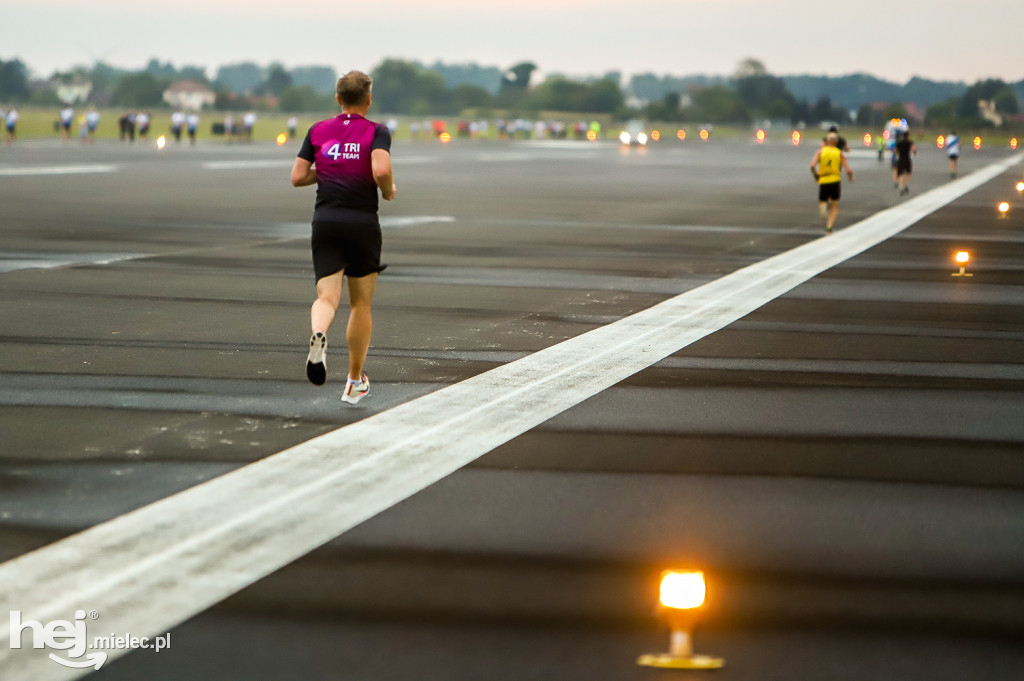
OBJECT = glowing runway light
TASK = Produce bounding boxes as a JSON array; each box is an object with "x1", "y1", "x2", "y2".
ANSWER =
[
  {"x1": 998, "y1": 201, "x2": 1010, "y2": 217},
  {"x1": 637, "y1": 570, "x2": 724, "y2": 670},
  {"x1": 619, "y1": 131, "x2": 631, "y2": 145},
  {"x1": 755, "y1": 129, "x2": 766, "y2": 144},
  {"x1": 586, "y1": 130, "x2": 597, "y2": 141},
  {"x1": 936, "y1": 135, "x2": 945, "y2": 149},
  {"x1": 660, "y1": 570, "x2": 706, "y2": 610},
  {"x1": 439, "y1": 132, "x2": 451, "y2": 143},
  {"x1": 156, "y1": 135, "x2": 166, "y2": 150},
  {"x1": 276, "y1": 133, "x2": 287, "y2": 145},
  {"x1": 952, "y1": 250, "x2": 973, "y2": 278},
  {"x1": 792, "y1": 130, "x2": 801, "y2": 146},
  {"x1": 1015, "y1": 181, "x2": 1024, "y2": 192},
  {"x1": 699, "y1": 129, "x2": 710, "y2": 141},
  {"x1": 974, "y1": 136, "x2": 982, "y2": 150},
  {"x1": 1011, "y1": 137, "x2": 1019, "y2": 150},
  {"x1": 863, "y1": 133, "x2": 872, "y2": 146},
  {"x1": 676, "y1": 129, "x2": 686, "y2": 141},
  {"x1": 651, "y1": 130, "x2": 661, "y2": 142}
]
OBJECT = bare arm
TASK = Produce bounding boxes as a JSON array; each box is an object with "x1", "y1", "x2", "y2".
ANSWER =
[
  {"x1": 372, "y1": 148, "x2": 396, "y2": 201},
  {"x1": 841, "y1": 152, "x2": 854, "y2": 182},
  {"x1": 290, "y1": 157, "x2": 316, "y2": 187},
  {"x1": 809, "y1": 149, "x2": 821, "y2": 181}
]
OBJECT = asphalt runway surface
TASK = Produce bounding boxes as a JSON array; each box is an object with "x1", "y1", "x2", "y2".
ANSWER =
[{"x1": 1, "y1": 132, "x2": 1023, "y2": 680}]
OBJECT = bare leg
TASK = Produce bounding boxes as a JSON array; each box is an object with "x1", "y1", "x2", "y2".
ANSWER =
[
  {"x1": 345, "y1": 273, "x2": 378, "y2": 380},
  {"x1": 311, "y1": 271, "x2": 343, "y2": 335},
  {"x1": 827, "y1": 200, "x2": 839, "y2": 232}
]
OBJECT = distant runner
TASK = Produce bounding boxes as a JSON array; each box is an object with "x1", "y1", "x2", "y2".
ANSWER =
[
  {"x1": 290, "y1": 70, "x2": 396, "y2": 405},
  {"x1": 946, "y1": 130, "x2": 960, "y2": 178},
  {"x1": 896, "y1": 131, "x2": 917, "y2": 196},
  {"x1": 810, "y1": 131, "x2": 853, "y2": 233}
]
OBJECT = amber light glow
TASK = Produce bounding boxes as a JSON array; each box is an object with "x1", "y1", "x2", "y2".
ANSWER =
[
  {"x1": 955, "y1": 251, "x2": 970, "y2": 264},
  {"x1": 439, "y1": 132, "x2": 451, "y2": 143},
  {"x1": 1011, "y1": 137, "x2": 1019, "y2": 150},
  {"x1": 676, "y1": 129, "x2": 686, "y2": 141},
  {"x1": 276, "y1": 133, "x2": 287, "y2": 145},
  {"x1": 156, "y1": 135, "x2": 166, "y2": 150},
  {"x1": 974, "y1": 136, "x2": 982, "y2": 150},
  {"x1": 651, "y1": 130, "x2": 661, "y2": 142},
  {"x1": 998, "y1": 202, "x2": 1010, "y2": 214},
  {"x1": 755, "y1": 129, "x2": 766, "y2": 144},
  {"x1": 791, "y1": 130, "x2": 801, "y2": 145},
  {"x1": 659, "y1": 570, "x2": 706, "y2": 610},
  {"x1": 699, "y1": 129, "x2": 710, "y2": 141},
  {"x1": 1015, "y1": 181, "x2": 1024, "y2": 192},
  {"x1": 863, "y1": 133, "x2": 872, "y2": 146},
  {"x1": 586, "y1": 130, "x2": 597, "y2": 141},
  {"x1": 936, "y1": 135, "x2": 945, "y2": 149}
]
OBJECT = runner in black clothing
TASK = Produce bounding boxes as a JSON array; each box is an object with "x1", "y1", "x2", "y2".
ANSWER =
[
  {"x1": 290, "y1": 70, "x2": 397, "y2": 405},
  {"x1": 896, "y1": 131, "x2": 917, "y2": 195}
]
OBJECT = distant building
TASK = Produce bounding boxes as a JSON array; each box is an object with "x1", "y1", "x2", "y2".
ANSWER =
[
  {"x1": 163, "y1": 81, "x2": 216, "y2": 111},
  {"x1": 54, "y1": 80, "x2": 92, "y2": 104}
]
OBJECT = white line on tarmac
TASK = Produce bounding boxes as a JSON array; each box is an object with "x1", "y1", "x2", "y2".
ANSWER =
[
  {"x1": 202, "y1": 156, "x2": 437, "y2": 170},
  {"x1": 201, "y1": 159, "x2": 293, "y2": 170},
  {"x1": 0, "y1": 164, "x2": 116, "y2": 176},
  {"x1": 1, "y1": 154, "x2": 1020, "y2": 680}
]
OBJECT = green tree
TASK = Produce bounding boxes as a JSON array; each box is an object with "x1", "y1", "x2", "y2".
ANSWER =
[
  {"x1": 924, "y1": 98, "x2": 958, "y2": 126},
  {"x1": 215, "y1": 62, "x2": 264, "y2": 94},
  {"x1": 261, "y1": 63, "x2": 292, "y2": 97},
  {"x1": 0, "y1": 58, "x2": 30, "y2": 100},
  {"x1": 583, "y1": 78, "x2": 625, "y2": 113},
  {"x1": 856, "y1": 103, "x2": 885, "y2": 127},
  {"x1": 957, "y1": 78, "x2": 1008, "y2": 117},
  {"x1": 290, "y1": 66, "x2": 337, "y2": 95},
  {"x1": 688, "y1": 86, "x2": 747, "y2": 123},
  {"x1": 371, "y1": 59, "x2": 446, "y2": 114},
  {"x1": 278, "y1": 85, "x2": 333, "y2": 112},
  {"x1": 993, "y1": 87, "x2": 1019, "y2": 114},
  {"x1": 111, "y1": 72, "x2": 165, "y2": 107},
  {"x1": 450, "y1": 83, "x2": 494, "y2": 112}
]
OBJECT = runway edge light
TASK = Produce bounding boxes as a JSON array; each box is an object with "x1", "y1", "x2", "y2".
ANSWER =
[
  {"x1": 636, "y1": 570, "x2": 725, "y2": 670},
  {"x1": 952, "y1": 250, "x2": 973, "y2": 278},
  {"x1": 1015, "y1": 181, "x2": 1024, "y2": 193},
  {"x1": 998, "y1": 201, "x2": 1010, "y2": 218}
]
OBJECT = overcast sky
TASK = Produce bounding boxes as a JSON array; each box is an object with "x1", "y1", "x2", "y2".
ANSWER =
[{"x1": 3, "y1": 0, "x2": 1021, "y2": 85}]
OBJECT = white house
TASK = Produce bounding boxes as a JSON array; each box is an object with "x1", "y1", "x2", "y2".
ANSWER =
[
  {"x1": 162, "y1": 81, "x2": 216, "y2": 111},
  {"x1": 55, "y1": 80, "x2": 92, "y2": 104}
]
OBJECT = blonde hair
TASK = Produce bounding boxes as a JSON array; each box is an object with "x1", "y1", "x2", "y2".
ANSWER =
[
  {"x1": 336, "y1": 71, "x2": 373, "y2": 107},
  {"x1": 825, "y1": 132, "x2": 839, "y2": 145}
]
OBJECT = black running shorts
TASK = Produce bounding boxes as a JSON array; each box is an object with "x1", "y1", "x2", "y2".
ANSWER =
[
  {"x1": 897, "y1": 159, "x2": 912, "y2": 176},
  {"x1": 818, "y1": 182, "x2": 841, "y2": 202},
  {"x1": 311, "y1": 216, "x2": 387, "y2": 281}
]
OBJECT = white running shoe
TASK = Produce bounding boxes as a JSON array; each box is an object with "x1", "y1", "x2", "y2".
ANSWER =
[
  {"x1": 306, "y1": 332, "x2": 327, "y2": 386},
  {"x1": 341, "y1": 373, "x2": 370, "y2": 405}
]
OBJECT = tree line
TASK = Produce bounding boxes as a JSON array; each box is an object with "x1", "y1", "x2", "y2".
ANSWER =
[{"x1": 1, "y1": 56, "x2": 1019, "y2": 128}]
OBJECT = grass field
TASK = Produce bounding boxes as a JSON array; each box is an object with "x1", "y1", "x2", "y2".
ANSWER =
[{"x1": 2, "y1": 106, "x2": 1020, "y2": 148}]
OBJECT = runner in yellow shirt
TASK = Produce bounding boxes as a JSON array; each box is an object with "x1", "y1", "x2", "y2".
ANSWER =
[{"x1": 809, "y1": 132, "x2": 854, "y2": 233}]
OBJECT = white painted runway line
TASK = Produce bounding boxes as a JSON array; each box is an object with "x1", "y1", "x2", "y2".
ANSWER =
[
  {"x1": 0, "y1": 164, "x2": 116, "y2": 176},
  {"x1": 201, "y1": 159, "x2": 293, "y2": 170},
  {"x1": 1, "y1": 153, "x2": 1020, "y2": 680}
]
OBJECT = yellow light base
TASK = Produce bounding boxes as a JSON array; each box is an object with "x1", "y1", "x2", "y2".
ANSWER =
[{"x1": 637, "y1": 653, "x2": 725, "y2": 669}]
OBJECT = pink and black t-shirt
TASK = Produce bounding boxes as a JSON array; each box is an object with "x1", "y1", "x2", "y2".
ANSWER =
[{"x1": 297, "y1": 113, "x2": 392, "y2": 222}]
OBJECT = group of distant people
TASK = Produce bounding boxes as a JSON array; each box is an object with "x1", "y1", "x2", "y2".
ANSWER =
[
  {"x1": 223, "y1": 111, "x2": 258, "y2": 142},
  {"x1": 810, "y1": 123, "x2": 968, "y2": 234}
]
